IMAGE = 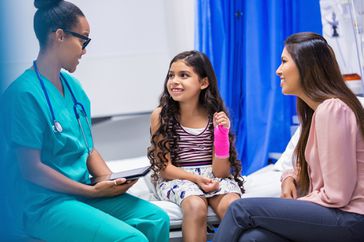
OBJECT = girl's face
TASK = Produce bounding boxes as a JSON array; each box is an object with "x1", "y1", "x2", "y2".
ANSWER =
[
  {"x1": 166, "y1": 60, "x2": 209, "y2": 103},
  {"x1": 276, "y1": 47, "x2": 302, "y2": 96},
  {"x1": 58, "y1": 16, "x2": 90, "y2": 73}
]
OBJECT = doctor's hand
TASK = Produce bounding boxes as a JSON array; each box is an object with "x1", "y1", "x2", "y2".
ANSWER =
[
  {"x1": 196, "y1": 176, "x2": 219, "y2": 193},
  {"x1": 280, "y1": 176, "x2": 297, "y2": 199},
  {"x1": 91, "y1": 178, "x2": 138, "y2": 198}
]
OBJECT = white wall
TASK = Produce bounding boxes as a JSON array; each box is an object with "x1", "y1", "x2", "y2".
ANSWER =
[{"x1": 3, "y1": 0, "x2": 195, "y2": 117}]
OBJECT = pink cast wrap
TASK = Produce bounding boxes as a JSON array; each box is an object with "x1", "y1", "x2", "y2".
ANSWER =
[{"x1": 214, "y1": 125, "x2": 230, "y2": 159}]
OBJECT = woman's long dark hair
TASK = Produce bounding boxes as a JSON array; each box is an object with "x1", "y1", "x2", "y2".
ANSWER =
[
  {"x1": 286, "y1": 32, "x2": 364, "y2": 193},
  {"x1": 147, "y1": 50, "x2": 244, "y2": 193}
]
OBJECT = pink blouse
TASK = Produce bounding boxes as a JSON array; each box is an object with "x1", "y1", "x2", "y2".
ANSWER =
[{"x1": 283, "y1": 98, "x2": 364, "y2": 215}]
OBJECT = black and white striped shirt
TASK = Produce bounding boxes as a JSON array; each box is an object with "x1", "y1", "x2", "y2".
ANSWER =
[{"x1": 174, "y1": 120, "x2": 213, "y2": 167}]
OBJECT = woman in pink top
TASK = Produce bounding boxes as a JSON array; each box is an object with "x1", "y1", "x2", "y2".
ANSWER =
[{"x1": 213, "y1": 32, "x2": 364, "y2": 242}]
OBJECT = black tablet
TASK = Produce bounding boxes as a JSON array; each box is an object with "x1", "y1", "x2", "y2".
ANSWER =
[{"x1": 90, "y1": 165, "x2": 151, "y2": 185}]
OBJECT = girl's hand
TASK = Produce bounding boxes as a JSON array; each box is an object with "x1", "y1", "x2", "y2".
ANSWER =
[
  {"x1": 280, "y1": 177, "x2": 297, "y2": 199},
  {"x1": 196, "y1": 176, "x2": 219, "y2": 193},
  {"x1": 91, "y1": 178, "x2": 138, "y2": 198},
  {"x1": 213, "y1": 112, "x2": 230, "y2": 129}
]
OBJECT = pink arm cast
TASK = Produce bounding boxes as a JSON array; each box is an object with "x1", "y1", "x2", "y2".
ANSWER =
[{"x1": 214, "y1": 125, "x2": 230, "y2": 159}]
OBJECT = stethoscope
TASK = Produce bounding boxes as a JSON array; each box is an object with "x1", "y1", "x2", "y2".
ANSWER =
[{"x1": 33, "y1": 61, "x2": 93, "y2": 154}]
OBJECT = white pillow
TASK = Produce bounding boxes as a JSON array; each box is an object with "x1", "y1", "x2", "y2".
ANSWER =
[
  {"x1": 273, "y1": 126, "x2": 300, "y2": 171},
  {"x1": 143, "y1": 170, "x2": 159, "y2": 198}
]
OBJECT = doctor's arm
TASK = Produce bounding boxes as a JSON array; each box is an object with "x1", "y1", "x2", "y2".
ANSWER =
[
  {"x1": 16, "y1": 147, "x2": 133, "y2": 198},
  {"x1": 86, "y1": 149, "x2": 112, "y2": 177}
]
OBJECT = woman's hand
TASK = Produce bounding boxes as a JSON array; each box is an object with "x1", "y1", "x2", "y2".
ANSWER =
[
  {"x1": 196, "y1": 176, "x2": 219, "y2": 193},
  {"x1": 280, "y1": 176, "x2": 297, "y2": 199},
  {"x1": 90, "y1": 178, "x2": 138, "y2": 198},
  {"x1": 213, "y1": 111, "x2": 230, "y2": 129}
]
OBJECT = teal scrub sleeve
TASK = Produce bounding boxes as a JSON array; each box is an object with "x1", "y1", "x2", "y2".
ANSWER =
[{"x1": 8, "y1": 91, "x2": 46, "y2": 149}]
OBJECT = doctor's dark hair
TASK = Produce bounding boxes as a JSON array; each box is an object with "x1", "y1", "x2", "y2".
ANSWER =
[
  {"x1": 34, "y1": 0, "x2": 84, "y2": 48},
  {"x1": 147, "y1": 50, "x2": 244, "y2": 193},
  {"x1": 285, "y1": 32, "x2": 364, "y2": 194}
]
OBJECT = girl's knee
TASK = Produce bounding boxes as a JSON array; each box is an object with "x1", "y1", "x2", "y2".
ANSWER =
[
  {"x1": 182, "y1": 196, "x2": 208, "y2": 218},
  {"x1": 220, "y1": 194, "x2": 240, "y2": 212}
]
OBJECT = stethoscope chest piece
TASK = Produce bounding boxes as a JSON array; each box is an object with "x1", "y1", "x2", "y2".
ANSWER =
[{"x1": 53, "y1": 120, "x2": 63, "y2": 133}]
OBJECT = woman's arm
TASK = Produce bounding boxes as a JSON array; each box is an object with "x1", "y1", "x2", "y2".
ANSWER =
[
  {"x1": 299, "y1": 99, "x2": 357, "y2": 207},
  {"x1": 16, "y1": 147, "x2": 133, "y2": 198},
  {"x1": 87, "y1": 149, "x2": 112, "y2": 177}
]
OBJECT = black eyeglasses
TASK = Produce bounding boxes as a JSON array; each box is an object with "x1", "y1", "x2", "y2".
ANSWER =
[{"x1": 63, "y1": 30, "x2": 91, "y2": 49}]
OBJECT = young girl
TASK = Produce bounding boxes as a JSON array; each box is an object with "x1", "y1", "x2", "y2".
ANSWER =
[{"x1": 148, "y1": 50, "x2": 244, "y2": 242}]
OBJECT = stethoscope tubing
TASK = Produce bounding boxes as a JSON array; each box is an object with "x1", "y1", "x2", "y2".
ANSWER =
[
  {"x1": 33, "y1": 61, "x2": 93, "y2": 154},
  {"x1": 33, "y1": 61, "x2": 58, "y2": 127}
]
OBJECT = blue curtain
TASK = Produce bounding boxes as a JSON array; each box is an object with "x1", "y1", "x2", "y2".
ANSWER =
[{"x1": 196, "y1": 0, "x2": 322, "y2": 175}]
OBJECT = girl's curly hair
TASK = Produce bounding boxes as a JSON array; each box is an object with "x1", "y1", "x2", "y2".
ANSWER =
[{"x1": 147, "y1": 50, "x2": 244, "y2": 193}]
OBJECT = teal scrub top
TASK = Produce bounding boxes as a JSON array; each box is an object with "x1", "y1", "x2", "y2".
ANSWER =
[{"x1": 1, "y1": 68, "x2": 93, "y2": 225}]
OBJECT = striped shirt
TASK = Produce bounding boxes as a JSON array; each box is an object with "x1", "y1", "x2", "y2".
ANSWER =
[{"x1": 174, "y1": 120, "x2": 213, "y2": 167}]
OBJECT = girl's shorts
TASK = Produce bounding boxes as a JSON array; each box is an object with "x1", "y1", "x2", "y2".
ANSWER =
[{"x1": 156, "y1": 165, "x2": 242, "y2": 206}]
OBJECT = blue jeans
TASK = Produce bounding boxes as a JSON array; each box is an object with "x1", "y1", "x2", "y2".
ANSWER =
[{"x1": 213, "y1": 197, "x2": 364, "y2": 242}]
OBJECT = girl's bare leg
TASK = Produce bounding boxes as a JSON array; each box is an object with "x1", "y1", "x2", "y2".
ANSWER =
[{"x1": 181, "y1": 195, "x2": 208, "y2": 242}]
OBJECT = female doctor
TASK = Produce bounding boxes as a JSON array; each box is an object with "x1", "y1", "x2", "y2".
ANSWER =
[{"x1": 0, "y1": 0, "x2": 169, "y2": 241}]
